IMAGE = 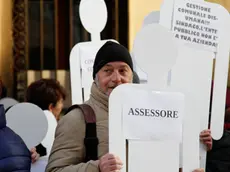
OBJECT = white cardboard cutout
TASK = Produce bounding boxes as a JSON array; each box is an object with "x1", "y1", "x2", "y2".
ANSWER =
[
  {"x1": 109, "y1": 24, "x2": 187, "y2": 172},
  {"x1": 70, "y1": 0, "x2": 117, "y2": 104},
  {"x1": 0, "y1": 97, "x2": 19, "y2": 111},
  {"x1": 160, "y1": 0, "x2": 230, "y2": 169},
  {"x1": 70, "y1": 40, "x2": 117, "y2": 104},
  {"x1": 170, "y1": 46, "x2": 214, "y2": 170},
  {"x1": 161, "y1": 0, "x2": 230, "y2": 139},
  {"x1": 109, "y1": 84, "x2": 184, "y2": 172},
  {"x1": 41, "y1": 110, "x2": 57, "y2": 156},
  {"x1": 5, "y1": 103, "x2": 48, "y2": 149}
]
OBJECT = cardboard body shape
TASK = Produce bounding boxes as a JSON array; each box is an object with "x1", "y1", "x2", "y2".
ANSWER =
[
  {"x1": 109, "y1": 84, "x2": 184, "y2": 172},
  {"x1": 160, "y1": 0, "x2": 230, "y2": 169},
  {"x1": 5, "y1": 103, "x2": 48, "y2": 150},
  {"x1": 170, "y1": 46, "x2": 214, "y2": 170},
  {"x1": 70, "y1": 0, "x2": 118, "y2": 104},
  {"x1": 109, "y1": 24, "x2": 187, "y2": 172},
  {"x1": 160, "y1": 0, "x2": 230, "y2": 139}
]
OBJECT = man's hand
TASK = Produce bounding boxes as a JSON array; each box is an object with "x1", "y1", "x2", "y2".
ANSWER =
[
  {"x1": 99, "y1": 153, "x2": 123, "y2": 172},
  {"x1": 193, "y1": 168, "x2": 204, "y2": 172},
  {"x1": 30, "y1": 147, "x2": 40, "y2": 163},
  {"x1": 200, "y1": 129, "x2": 212, "y2": 151}
]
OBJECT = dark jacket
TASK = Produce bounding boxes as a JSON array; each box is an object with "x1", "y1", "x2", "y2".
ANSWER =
[
  {"x1": 206, "y1": 130, "x2": 230, "y2": 172},
  {"x1": 0, "y1": 104, "x2": 31, "y2": 172}
]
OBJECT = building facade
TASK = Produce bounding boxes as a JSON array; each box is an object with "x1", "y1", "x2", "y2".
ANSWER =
[{"x1": 0, "y1": 0, "x2": 229, "y2": 106}]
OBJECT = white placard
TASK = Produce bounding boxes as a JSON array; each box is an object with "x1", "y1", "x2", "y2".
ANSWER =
[
  {"x1": 109, "y1": 84, "x2": 185, "y2": 172},
  {"x1": 172, "y1": 0, "x2": 223, "y2": 53},
  {"x1": 123, "y1": 87, "x2": 184, "y2": 142},
  {"x1": 6, "y1": 103, "x2": 48, "y2": 149}
]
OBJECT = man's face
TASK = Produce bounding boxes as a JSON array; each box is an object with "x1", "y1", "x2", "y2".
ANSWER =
[{"x1": 96, "y1": 61, "x2": 133, "y2": 96}]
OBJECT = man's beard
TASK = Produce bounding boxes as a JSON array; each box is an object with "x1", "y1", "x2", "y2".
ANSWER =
[{"x1": 95, "y1": 75, "x2": 118, "y2": 96}]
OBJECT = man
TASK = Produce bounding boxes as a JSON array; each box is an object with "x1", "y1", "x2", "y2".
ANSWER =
[{"x1": 46, "y1": 41, "x2": 211, "y2": 172}]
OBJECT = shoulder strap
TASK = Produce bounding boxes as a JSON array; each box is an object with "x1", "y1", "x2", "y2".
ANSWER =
[{"x1": 65, "y1": 104, "x2": 98, "y2": 162}]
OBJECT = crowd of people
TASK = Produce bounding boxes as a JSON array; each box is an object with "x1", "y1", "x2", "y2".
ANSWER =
[{"x1": 0, "y1": 41, "x2": 229, "y2": 172}]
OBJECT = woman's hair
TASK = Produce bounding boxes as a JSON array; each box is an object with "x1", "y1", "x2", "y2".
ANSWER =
[{"x1": 26, "y1": 79, "x2": 66, "y2": 110}]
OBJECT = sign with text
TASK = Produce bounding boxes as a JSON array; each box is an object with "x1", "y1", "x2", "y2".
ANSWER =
[
  {"x1": 172, "y1": 0, "x2": 221, "y2": 52},
  {"x1": 122, "y1": 88, "x2": 184, "y2": 141}
]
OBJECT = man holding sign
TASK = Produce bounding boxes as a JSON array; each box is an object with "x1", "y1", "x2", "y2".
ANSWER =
[{"x1": 46, "y1": 41, "x2": 211, "y2": 172}]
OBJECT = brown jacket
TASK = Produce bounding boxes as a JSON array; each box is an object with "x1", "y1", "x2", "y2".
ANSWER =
[{"x1": 46, "y1": 83, "x2": 109, "y2": 172}]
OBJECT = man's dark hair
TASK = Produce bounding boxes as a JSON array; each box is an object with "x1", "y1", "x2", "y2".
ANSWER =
[{"x1": 26, "y1": 79, "x2": 66, "y2": 110}]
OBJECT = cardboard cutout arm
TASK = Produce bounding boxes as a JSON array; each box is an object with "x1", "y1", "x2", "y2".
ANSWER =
[{"x1": 210, "y1": 6, "x2": 230, "y2": 140}]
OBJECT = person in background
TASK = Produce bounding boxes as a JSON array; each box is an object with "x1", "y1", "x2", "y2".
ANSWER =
[
  {"x1": 26, "y1": 78, "x2": 66, "y2": 163},
  {"x1": 206, "y1": 87, "x2": 230, "y2": 172},
  {"x1": 0, "y1": 104, "x2": 31, "y2": 172}
]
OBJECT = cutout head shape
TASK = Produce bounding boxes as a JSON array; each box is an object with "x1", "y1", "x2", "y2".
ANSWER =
[
  {"x1": 79, "y1": 0, "x2": 107, "y2": 35},
  {"x1": 132, "y1": 24, "x2": 178, "y2": 85}
]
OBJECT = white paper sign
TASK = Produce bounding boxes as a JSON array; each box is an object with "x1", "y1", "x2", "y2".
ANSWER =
[
  {"x1": 172, "y1": 0, "x2": 222, "y2": 52},
  {"x1": 122, "y1": 87, "x2": 184, "y2": 142}
]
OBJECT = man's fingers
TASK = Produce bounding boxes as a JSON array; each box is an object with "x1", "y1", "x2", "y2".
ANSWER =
[
  {"x1": 107, "y1": 159, "x2": 123, "y2": 165},
  {"x1": 31, "y1": 153, "x2": 36, "y2": 159},
  {"x1": 201, "y1": 129, "x2": 211, "y2": 133},
  {"x1": 109, "y1": 164, "x2": 123, "y2": 171},
  {"x1": 30, "y1": 147, "x2": 36, "y2": 152},
  {"x1": 106, "y1": 153, "x2": 117, "y2": 160},
  {"x1": 200, "y1": 132, "x2": 211, "y2": 137},
  {"x1": 200, "y1": 130, "x2": 211, "y2": 135},
  {"x1": 200, "y1": 136, "x2": 212, "y2": 141}
]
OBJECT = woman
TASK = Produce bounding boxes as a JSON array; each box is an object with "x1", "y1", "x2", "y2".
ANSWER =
[{"x1": 26, "y1": 78, "x2": 66, "y2": 163}]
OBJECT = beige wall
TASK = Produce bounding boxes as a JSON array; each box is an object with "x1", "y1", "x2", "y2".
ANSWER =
[
  {"x1": 0, "y1": 1, "x2": 13, "y2": 96},
  {"x1": 128, "y1": 0, "x2": 230, "y2": 50},
  {"x1": 206, "y1": 0, "x2": 230, "y2": 11}
]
